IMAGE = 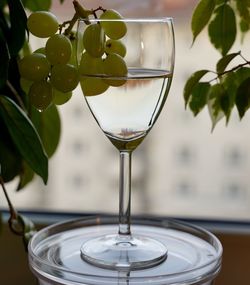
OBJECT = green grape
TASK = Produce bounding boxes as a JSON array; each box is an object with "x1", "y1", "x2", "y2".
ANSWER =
[
  {"x1": 29, "y1": 81, "x2": 53, "y2": 111},
  {"x1": 83, "y1": 23, "x2": 105, "y2": 57},
  {"x1": 20, "y1": 78, "x2": 32, "y2": 94},
  {"x1": 105, "y1": 39, "x2": 126, "y2": 57},
  {"x1": 79, "y1": 52, "x2": 108, "y2": 96},
  {"x1": 50, "y1": 64, "x2": 79, "y2": 93},
  {"x1": 34, "y1": 47, "x2": 46, "y2": 54},
  {"x1": 79, "y1": 52, "x2": 104, "y2": 76},
  {"x1": 52, "y1": 89, "x2": 72, "y2": 105},
  {"x1": 27, "y1": 11, "x2": 59, "y2": 38},
  {"x1": 18, "y1": 53, "x2": 50, "y2": 81},
  {"x1": 103, "y1": 53, "x2": 128, "y2": 86},
  {"x1": 80, "y1": 78, "x2": 109, "y2": 96},
  {"x1": 46, "y1": 34, "x2": 72, "y2": 65},
  {"x1": 100, "y1": 10, "x2": 127, "y2": 40}
]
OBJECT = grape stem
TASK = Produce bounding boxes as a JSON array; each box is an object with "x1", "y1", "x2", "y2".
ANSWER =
[
  {"x1": 61, "y1": 0, "x2": 90, "y2": 36},
  {"x1": 63, "y1": 12, "x2": 79, "y2": 36},
  {"x1": 92, "y1": 7, "x2": 106, "y2": 19},
  {"x1": 61, "y1": 1, "x2": 106, "y2": 36}
]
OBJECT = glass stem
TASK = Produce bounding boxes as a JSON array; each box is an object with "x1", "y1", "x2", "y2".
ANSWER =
[{"x1": 118, "y1": 151, "x2": 132, "y2": 236}]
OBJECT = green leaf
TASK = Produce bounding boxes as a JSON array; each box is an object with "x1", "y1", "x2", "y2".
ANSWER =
[
  {"x1": 208, "y1": 83, "x2": 226, "y2": 115},
  {"x1": 208, "y1": 4, "x2": 237, "y2": 55},
  {"x1": 191, "y1": 0, "x2": 216, "y2": 43},
  {"x1": 0, "y1": 120, "x2": 22, "y2": 182},
  {"x1": 221, "y1": 72, "x2": 238, "y2": 122},
  {"x1": 235, "y1": 67, "x2": 250, "y2": 84},
  {"x1": 17, "y1": 162, "x2": 34, "y2": 191},
  {"x1": 7, "y1": 0, "x2": 27, "y2": 56},
  {"x1": 5, "y1": 58, "x2": 28, "y2": 111},
  {"x1": 21, "y1": 0, "x2": 51, "y2": 11},
  {"x1": 216, "y1": 52, "x2": 240, "y2": 74},
  {"x1": 207, "y1": 84, "x2": 221, "y2": 118},
  {"x1": 216, "y1": 0, "x2": 228, "y2": 5},
  {"x1": 0, "y1": 9, "x2": 9, "y2": 37},
  {"x1": 0, "y1": 96, "x2": 48, "y2": 183},
  {"x1": 235, "y1": 0, "x2": 250, "y2": 38},
  {"x1": 235, "y1": 77, "x2": 250, "y2": 119},
  {"x1": 0, "y1": 27, "x2": 10, "y2": 89},
  {"x1": 235, "y1": 0, "x2": 250, "y2": 23},
  {"x1": 219, "y1": 89, "x2": 231, "y2": 116},
  {"x1": 31, "y1": 104, "x2": 61, "y2": 158},
  {"x1": 0, "y1": 0, "x2": 7, "y2": 9},
  {"x1": 209, "y1": 83, "x2": 231, "y2": 117},
  {"x1": 240, "y1": 18, "x2": 250, "y2": 34},
  {"x1": 207, "y1": 97, "x2": 224, "y2": 131},
  {"x1": 184, "y1": 69, "x2": 209, "y2": 107},
  {"x1": 189, "y1": 82, "x2": 211, "y2": 116}
]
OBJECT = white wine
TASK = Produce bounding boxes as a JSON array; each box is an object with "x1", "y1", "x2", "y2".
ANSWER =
[{"x1": 83, "y1": 68, "x2": 172, "y2": 150}]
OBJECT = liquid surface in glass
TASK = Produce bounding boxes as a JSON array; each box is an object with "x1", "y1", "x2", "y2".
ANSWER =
[{"x1": 83, "y1": 68, "x2": 172, "y2": 150}]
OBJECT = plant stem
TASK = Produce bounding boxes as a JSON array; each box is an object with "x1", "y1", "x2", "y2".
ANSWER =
[
  {"x1": 63, "y1": 12, "x2": 79, "y2": 36},
  {"x1": 118, "y1": 151, "x2": 132, "y2": 236},
  {"x1": 6, "y1": 80, "x2": 26, "y2": 112},
  {"x1": 209, "y1": 60, "x2": 250, "y2": 83},
  {"x1": 218, "y1": 61, "x2": 250, "y2": 76},
  {"x1": 61, "y1": 0, "x2": 106, "y2": 35},
  {"x1": 240, "y1": 52, "x2": 249, "y2": 63},
  {"x1": 0, "y1": 175, "x2": 18, "y2": 220}
]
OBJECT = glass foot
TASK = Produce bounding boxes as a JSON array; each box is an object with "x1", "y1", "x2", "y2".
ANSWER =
[{"x1": 80, "y1": 234, "x2": 168, "y2": 270}]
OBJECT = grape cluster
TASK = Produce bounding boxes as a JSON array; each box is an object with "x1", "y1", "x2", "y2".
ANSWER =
[
  {"x1": 19, "y1": 11, "x2": 79, "y2": 110},
  {"x1": 79, "y1": 9, "x2": 128, "y2": 97},
  {"x1": 18, "y1": 5, "x2": 128, "y2": 110}
]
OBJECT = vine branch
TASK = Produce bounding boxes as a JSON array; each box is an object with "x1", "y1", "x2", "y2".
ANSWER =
[
  {"x1": 0, "y1": 174, "x2": 24, "y2": 236},
  {"x1": 0, "y1": 175, "x2": 18, "y2": 221},
  {"x1": 6, "y1": 80, "x2": 27, "y2": 112},
  {"x1": 209, "y1": 60, "x2": 250, "y2": 83},
  {"x1": 60, "y1": 0, "x2": 106, "y2": 36}
]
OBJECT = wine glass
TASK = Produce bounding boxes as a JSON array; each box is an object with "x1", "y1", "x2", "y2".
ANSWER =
[{"x1": 77, "y1": 17, "x2": 175, "y2": 271}]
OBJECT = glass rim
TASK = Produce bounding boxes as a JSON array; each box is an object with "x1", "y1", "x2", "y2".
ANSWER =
[{"x1": 78, "y1": 17, "x2": 173, "y2": 23}]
